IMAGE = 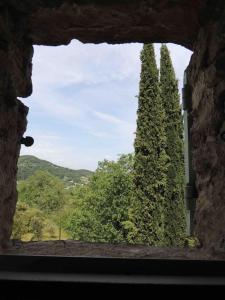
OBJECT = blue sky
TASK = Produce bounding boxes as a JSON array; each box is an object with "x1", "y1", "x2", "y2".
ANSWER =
[{"x1": 20, "y1": 41, "x2": 192, "y2": 171}]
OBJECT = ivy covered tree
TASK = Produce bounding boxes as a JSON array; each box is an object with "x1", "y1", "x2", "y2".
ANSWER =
[
  {"x1": 133, "y1": 44, "x2": 168, "y2": 246},
  {"x1": 160, "y1": 44, "x2": 186, "y2": 246}
]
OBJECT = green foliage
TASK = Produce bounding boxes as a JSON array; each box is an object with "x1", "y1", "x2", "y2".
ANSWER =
[
  {"x1": 12, "y1": 202, "x2": 45, "y2": 241},
  {"x1": 12, "y1": 201, "x2": 70, "y2": 241},
  {"x1": 14, "y1": 171, "x2": 72, "y2": 241},
  {"x1": 17, "y1": 155, "x2": 93, "y2": 186},
  {"x1": 14, "y1": 155, "x2": 136, "y2": 244},
  {"x1": 160, "y1": 44, "x2": 186, "y2": 246},
  {"x1": 62, "y1": 154, "x2": 135, "y2": 244},
  {"x1": 184, "y1": 236, "x2": 200, "y2": 248},
  {"x1": 133, "y1": 44, "x2": 168, "y2": 246},
  {"x1": 18, "y1": 170, "x2": 67, "y2": 213}
]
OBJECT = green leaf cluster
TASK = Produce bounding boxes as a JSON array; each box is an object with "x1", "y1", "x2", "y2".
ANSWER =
[
  {"x1": 160, "y1": 44, "x2": 186, "y2": 246},
  {"x1": 12, "y1": 202, "x2": 45, "y2": 241},
  {"x1": 62, "y1": 154, "x2": 135, "y2": 244},
  {"x1": 18, "y1": 170, "x2": 66, "y2": 213},
  {"x1": 12, "y1": 171, "x2": 71, "y2": 241},
  {"x1": 132, "y1": 44, "x2": 186, "y2": 246},
  {"x1": 133, "y1": 44, "x2": 168, "y2": 246}
]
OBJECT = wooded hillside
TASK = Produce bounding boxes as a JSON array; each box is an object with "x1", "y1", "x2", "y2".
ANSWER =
[{"x1": 17, "y1": 155, "x2": 93, "y2": 186}]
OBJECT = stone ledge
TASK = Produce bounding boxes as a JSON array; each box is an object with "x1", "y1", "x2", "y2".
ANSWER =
[{"x1": 2, "y1": 240, "x2": 225, "y2": 260}]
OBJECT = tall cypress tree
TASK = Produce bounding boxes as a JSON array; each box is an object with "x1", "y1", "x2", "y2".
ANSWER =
[
  {"x1": 133, "y1": 44, "x2": 168, "y2": 246},
  {"x1": 160, "y1": 44, "x2": 186, "y2": 246}
]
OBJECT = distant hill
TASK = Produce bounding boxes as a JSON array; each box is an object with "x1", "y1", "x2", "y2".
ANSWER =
[{"x1": 17, "y1": 155, "x2": 93, "y2": 186}]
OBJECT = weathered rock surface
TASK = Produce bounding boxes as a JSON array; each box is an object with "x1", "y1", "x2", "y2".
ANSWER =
[
  {"x1": 4, "y1": 240, "x2": 222, "y2": 260},
  {"x1": 187, "y1": 5, "x2": 225, "y2": 252},
  {"x1": 0, "y1": 8, "x2": 30, "y2": 248},
  {"x1": 0, "y1": 0, "x2": 225, "y2": 253},
  {"x1": 7, "y1": 0, "x2": 206, "y2": 49},
  {"x1": 0, "y1": 99, "x2": 28, "y2": 248}
]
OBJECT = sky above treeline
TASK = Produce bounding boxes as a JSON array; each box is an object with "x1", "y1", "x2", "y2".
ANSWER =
[{"x1": 21, "y1": 41, "x2": 192, "y2": 171}]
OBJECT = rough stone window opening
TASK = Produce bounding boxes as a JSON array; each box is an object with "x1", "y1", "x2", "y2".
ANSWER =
[
  {"x1": 1, "y1": 1, "x2": 225, "y2": 261},
  {"x1": 5, "y1": 41, "x2": 200, "y2": 258}
]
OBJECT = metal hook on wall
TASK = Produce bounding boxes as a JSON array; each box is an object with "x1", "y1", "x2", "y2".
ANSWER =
[{"x1": 20, "y1": 136, "x2": 34, "y2": 147}]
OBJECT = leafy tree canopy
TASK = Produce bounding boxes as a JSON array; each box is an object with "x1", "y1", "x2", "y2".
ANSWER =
[{"x1": 18, "y1": 170, "x2": 67, "y2": 213}]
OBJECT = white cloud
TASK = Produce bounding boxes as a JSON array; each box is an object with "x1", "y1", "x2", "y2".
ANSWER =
[
  {"x1": 88, "y1": 131, "x2": 110, "y2": 138},
  {"x1": 93, "y1": 110, "x2": 128, "y2": 125},
  {"x1": 34, "y1": 92, "x2": 83, "y2": 120},
  {"x1": 92, "y1": 110, "x2": 136, "y2": 140},
  {"x1": 31, "y1": 41, "x2": 142, "y2": 90}
]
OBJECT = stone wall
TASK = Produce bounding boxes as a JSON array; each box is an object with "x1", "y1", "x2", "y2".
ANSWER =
[
  {"x1": 187, "y1": 4, "x2": 225, "y2": 251},
  {"x1": 9, "y1": 0, "x2": 204, "y2": 49},
  {"x1": 0, "y1": 8, "x2": 31, "y2": 248},
  {"x1": 0, "y1": 0, "x2": 225, "y2": 252}
]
